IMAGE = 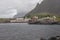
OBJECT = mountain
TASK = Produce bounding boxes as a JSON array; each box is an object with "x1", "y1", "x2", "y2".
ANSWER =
[
  {"x1": 14, "y1": 12, "x2": 25, "y2": 18},
  {"x1": 25, "y1": 0, "x2": 60, "y2": 16}
]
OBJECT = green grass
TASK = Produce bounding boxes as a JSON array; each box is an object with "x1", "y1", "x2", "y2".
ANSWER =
[
  {"x1": 0, "y1": 18, "x2": 15, "y2": 23},
  {"x1": 56, "y1": 17, "x2": 60, "y2": 22},
  {"x1": 25, "y1": 13, "x2": 57, "y2": 18},
  {"x1": 24, "y1": 13, "x2": 60, "y2": 21}
]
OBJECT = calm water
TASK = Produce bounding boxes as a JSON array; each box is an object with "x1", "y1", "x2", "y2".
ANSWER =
[{"x1": 0, "y1": 23, "x2": 60, "y2": 40}]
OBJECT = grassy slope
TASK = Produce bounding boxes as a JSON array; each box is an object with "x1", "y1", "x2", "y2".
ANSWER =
[{"x1": 24, "y1": 13, "x2": 60, "y2": 21}]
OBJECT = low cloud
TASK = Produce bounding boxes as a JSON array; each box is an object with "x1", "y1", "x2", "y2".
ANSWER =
[{"x1": 0, "y1": 0, "x2": 43, "y2": 18}]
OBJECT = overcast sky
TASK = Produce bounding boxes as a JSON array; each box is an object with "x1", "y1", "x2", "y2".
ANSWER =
[{"x1": 0, "y1": 0, "x2": 43, "y2": 18}]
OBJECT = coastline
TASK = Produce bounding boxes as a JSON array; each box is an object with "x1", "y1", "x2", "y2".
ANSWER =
[
  {"x1": 0, "y1": 22, "x2": 60, "y2": 25},
  {"x1": 0, "y1": 17, "x2": 60, "y2": 25}
]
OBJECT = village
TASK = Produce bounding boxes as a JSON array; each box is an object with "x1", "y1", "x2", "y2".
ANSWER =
[
  {"x1": 0, "y1": 15, "x2": 59, "y2": 24},
  {"x1": 10, "y1": 16, "x2": 59, "y2": 24}
]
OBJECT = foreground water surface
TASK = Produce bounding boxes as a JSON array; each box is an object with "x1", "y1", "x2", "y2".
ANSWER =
[{"x1": 0, "y1": 23, "x2": 60, "y2": 40}]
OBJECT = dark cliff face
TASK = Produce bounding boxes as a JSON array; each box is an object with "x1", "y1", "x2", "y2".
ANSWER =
[{"x1": 26, "y1": 0, "x2": 60, "y2": 16}]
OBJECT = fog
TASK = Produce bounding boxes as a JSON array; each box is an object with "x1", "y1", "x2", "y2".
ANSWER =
[{"x1": 0, "y1": 0, "x2": 43, "y2": 18}]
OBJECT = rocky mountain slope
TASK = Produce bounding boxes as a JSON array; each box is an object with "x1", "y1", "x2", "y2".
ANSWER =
[{"x1": 26, "y1": 0, "x2": 60, "y2": 16}]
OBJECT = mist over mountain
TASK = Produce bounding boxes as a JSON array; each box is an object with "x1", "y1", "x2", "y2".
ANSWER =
[
  {"x1": 26, "y1": 0, "x2": 60, "y2": 16},
  {"x1": 14, "y1": 0, "x2": 43, "y2": 18},
  {"x1": 14, "y1": 12, "x2": 26, "y2": 18}
]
